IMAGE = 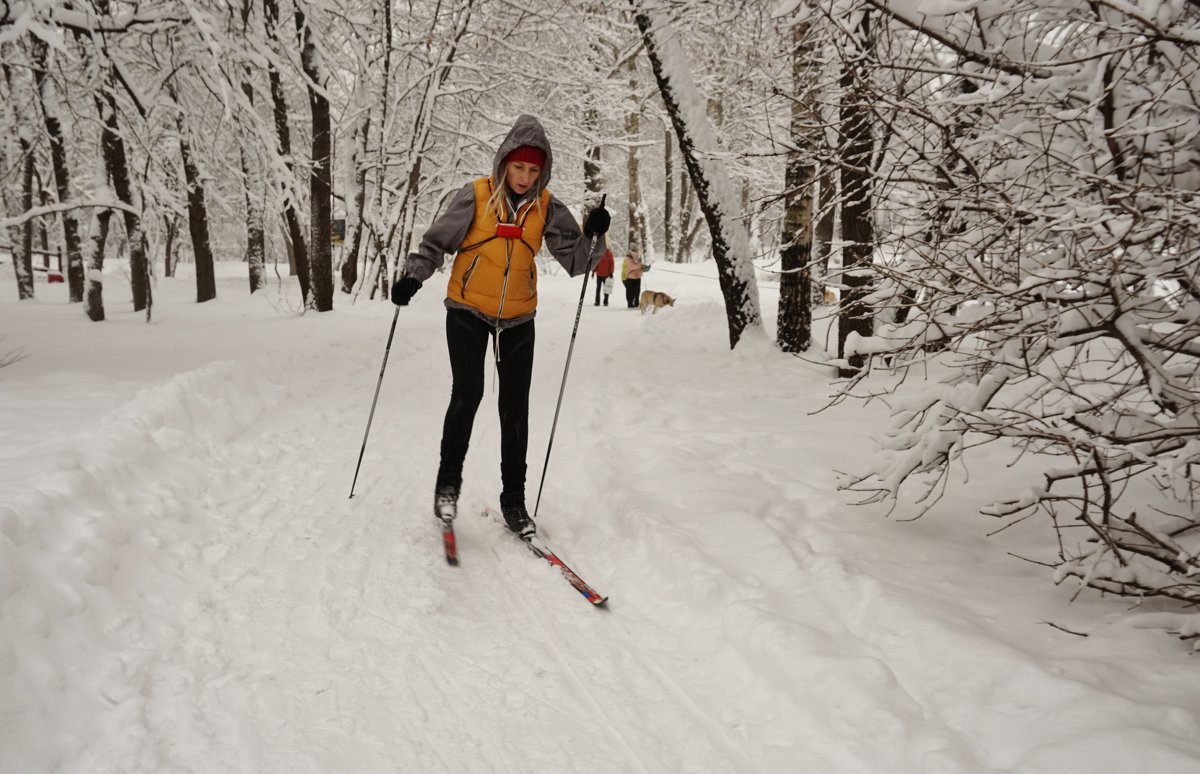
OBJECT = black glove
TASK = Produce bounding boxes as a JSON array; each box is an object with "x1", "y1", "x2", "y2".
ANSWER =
[
  {"x1": 583, "y1": 205, "x2": 610, "y2": 238},
  {"x1": 390, "y1": 276, "x2": 422, "y2": 306}
]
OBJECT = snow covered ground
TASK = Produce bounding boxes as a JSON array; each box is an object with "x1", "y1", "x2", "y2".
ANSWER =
[{"x1": 2, "y1": 260, "x2": 1199, "y2": 774}]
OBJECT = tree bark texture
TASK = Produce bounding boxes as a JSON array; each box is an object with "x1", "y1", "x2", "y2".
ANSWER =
[
  {"x1": 263, "y1": 0, "x2": 311, "y2": 300},
  {"x1": 341, "y1": 114, "x2": 369, "y2": 294},
  {"x1": 177, "y1": 112, "x2": 217, "y2": 303},
  {"x1": 163, "y1": 215, "x2": 177, "y2": 278},
  {"x1": 814, "y1": 163, "x2": 835, "y2": 305},
  {"x1": 625, "y1": 57, "x2": 648, "y2": 252},
  {"x1": 97, "y1": 90, "x2": 150, "y2": 314},
  {"x1": 663, "y1": 127, "x2": 674, "y2": 262},
  {"x1": 85, "y1": 209, "x2": 111, "y2": 321},
  {"x1": 240, "y1": 0, "x2": 266, "y2": 294},
  {"x1": 16, "y1": 135, "x2": 36, "y2": 299},
  {"x1": 297, "y1": 6, "x2": 333, "y2": 311},
  {"x1": 837, "y1": 11, "x2": 875, "y2": 376},
  {"x1": 778, "y1": 17, "x2": 820, "y2": 353},
  {"x1": 32, "y1": 37, "x2": 85, "y2": 303}
]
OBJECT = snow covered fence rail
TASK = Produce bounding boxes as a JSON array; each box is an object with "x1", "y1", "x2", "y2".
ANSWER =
[{"x1": 0, "y1": 243, "x2": 65, "y2": 279}]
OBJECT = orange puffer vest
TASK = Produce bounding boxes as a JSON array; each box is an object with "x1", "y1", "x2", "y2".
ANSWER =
[{"x1": 447, "y1": 178, "x2": 550, "y2": 320}]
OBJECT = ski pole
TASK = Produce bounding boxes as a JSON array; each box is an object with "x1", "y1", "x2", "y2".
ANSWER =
[
  {"x1": 533, "y1": 194, "x2": 605, "y2": 521},
  {"x1": 349, "y1": 306, "x2": 400, "y2": 499}
]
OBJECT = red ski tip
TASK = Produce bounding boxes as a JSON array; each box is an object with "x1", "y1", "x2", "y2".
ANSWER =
[{"x1": 442, "y1": 521, "x2": 458, "y2": 566}]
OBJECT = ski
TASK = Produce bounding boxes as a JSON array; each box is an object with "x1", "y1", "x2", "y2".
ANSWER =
[
  {"x1": 441, "y1": 520, "x2": 458, "y2": 566},
  {"x1": 523, "y1": 533, "x2": 608, "y2": 607},
  {"x1": 480, "y1": 508, "x2": 607, "y2": 606}
]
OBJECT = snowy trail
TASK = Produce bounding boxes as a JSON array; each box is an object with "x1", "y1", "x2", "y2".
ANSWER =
[
  {"x1": 5, "y1": 269, "x2": 1200, "y2": 773},
  {"x1": 11, "y1": 301, "x2": 764, "y2": 773}
]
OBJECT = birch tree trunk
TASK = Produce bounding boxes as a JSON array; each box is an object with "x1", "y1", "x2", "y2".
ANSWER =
[{"x1": 631, "y1": 0, "x2": 762, "y2": 348}]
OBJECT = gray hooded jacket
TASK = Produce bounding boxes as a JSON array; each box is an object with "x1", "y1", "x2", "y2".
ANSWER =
[{"x1": 402, "y1": 114, "x2": 604, "y2": 328}]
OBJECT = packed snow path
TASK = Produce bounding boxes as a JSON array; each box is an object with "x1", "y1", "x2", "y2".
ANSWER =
[{"x1": 4, "y1": 268, "x2": 1200, "y2": 773}]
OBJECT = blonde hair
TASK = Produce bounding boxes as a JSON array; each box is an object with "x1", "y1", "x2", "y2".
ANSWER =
[{"x1": 487, "y1": 162, "x2": 543, "y2": 223}]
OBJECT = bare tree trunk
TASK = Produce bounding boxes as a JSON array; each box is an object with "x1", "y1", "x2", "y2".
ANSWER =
[
  {"x1": 163, "y1": 215, "x2": 178, "y2": 278},
  {"x1": 240, "y1": 137, "x2": 267, "y2": 293},
  {"x1": 341, "y1": 113, "x2": 368, "y2": 293},
  {"x1": 625, "y1": 57, "x2": 648, "y2": 252},
  {"x1": 172, "y1": 85, "x2": 217, "y2": 303},
  {"x1": 263, "y1": 0, "x2": 311, "y2": 301},
  {"x1": 663, "y1": 125, "x2": 674, "y2": 262},
  {"x1": 31, "y1": 37, "x2": 84, "y2": 302},
  {"x1": 814, "y1": 162, "x2": 835, "y2": 305},
  {"x1": 778, "y1": 15, "x2": 820, "y2": 353},
  {"x1": 632, "y1": 0, "x2": 762, "y2": 348},
  {"x1": 837, "y1": 10, "x2": 875, "y2": 377},
  {"x1": 1, "y1": 63, "x2": 34, "y2": 299},
  {"x1": 85, "y1": 209, "x2": 111, "y2": 321},
  {"x1": 372, "y1": 0, "x2": 394, "y2": 299},
  {"x1": 240, "y1": 0, "x2": 266, "y2": 294},
  {"x1": 36, "y1": 182, "x2": 50, "y2": 257},
  {"x1": 96, "y1": 89, "x2": 150, "y2": 316},
  {"x1": 16, "y1": 139, "x2": 35, "y2": 299},
  {"x1": 297, "y1": 5, "x2": 333, "y2": 311}
]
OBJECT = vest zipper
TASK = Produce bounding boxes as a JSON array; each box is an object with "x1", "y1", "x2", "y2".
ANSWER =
[
  {"x1": 492, "y1": 239, "x2": 515, "y2": 363},
  {"x1": 492, "y1": 199, "x2": 527, "y2": 363},
  {"x1": 488, "y1": 196, "x2": 536, "y2": 364}
]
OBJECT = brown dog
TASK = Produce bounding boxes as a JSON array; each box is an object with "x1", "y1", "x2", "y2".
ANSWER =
[{"x1": 639, "y1": 290, "x2": 676, "y2": 314}]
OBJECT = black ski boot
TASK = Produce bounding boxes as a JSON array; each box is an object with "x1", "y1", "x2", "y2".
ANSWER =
[
  {"x1": 434, "y1": 484, "x2": 459, "y2": 523},
  {"x1": 502, "y1": 505, "x2": 535, "y2": 538}
]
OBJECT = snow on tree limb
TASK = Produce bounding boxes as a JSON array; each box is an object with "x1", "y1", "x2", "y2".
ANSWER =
[{"x1": 630, "y1": 0, "x2": 763, "y2": 349}]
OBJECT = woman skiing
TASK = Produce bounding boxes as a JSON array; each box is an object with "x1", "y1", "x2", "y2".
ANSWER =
[{"x1": 390, "y1": 114, "x2": 610, "y2": 537}]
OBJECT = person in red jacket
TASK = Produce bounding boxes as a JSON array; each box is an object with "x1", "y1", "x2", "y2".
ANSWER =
[
  {"x1": 389, "y1": 115, "x2": 610, "y2": 537},
  {"x1": 592, "y1": 241, "x2": 614, "y2": 306}
]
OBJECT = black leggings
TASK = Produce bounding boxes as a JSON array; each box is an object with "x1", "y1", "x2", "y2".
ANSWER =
[
  {"x1": 624, "y1": 278, "x2": 641, "y2": 308},
  {"x1": 437, "y1": 309, "x2": 535, "y2": 503}
]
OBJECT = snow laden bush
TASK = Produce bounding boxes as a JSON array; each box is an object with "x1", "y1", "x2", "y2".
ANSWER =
[{"x1": 840, "y1": 1, "x2": 1200, "y2": 615}]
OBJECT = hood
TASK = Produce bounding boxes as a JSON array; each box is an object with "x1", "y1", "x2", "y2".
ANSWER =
[{"x1": 492, "y1": 114, "x2": 553, "y2": 198}]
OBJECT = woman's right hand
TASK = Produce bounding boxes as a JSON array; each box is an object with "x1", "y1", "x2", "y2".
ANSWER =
[{"x1": 391, "y1": 276, "x2": 422, "y2": 306}]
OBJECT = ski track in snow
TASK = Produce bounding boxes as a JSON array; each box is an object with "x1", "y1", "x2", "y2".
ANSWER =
[{"x1": 4, "y1": 268, "x2": 1200, "y2": 773}]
